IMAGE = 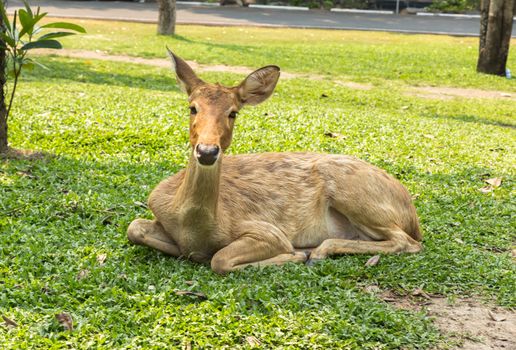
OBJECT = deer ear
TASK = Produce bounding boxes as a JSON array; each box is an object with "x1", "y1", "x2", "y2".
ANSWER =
[
  {"x1": 237, "y1": 65, "x2": 280, "y2": 106},
  {"x1": 167, "y1": 47, "x2": 204, "y2": 95}
]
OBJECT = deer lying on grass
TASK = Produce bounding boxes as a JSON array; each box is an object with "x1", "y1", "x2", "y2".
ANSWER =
[{"x1": 127, "y1": 49, "x2": 422, "y2": 274}]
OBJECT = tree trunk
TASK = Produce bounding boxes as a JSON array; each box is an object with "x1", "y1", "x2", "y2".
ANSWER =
[
  {"x1": 477, "y1": 0, "x2": 516, "y2": 75},
  {"x1": 0, "y1": 9, "x2": 8, "y2": 154},
  {"x1": 157, "y1": 0, "x2": 176, "y2": 35}
]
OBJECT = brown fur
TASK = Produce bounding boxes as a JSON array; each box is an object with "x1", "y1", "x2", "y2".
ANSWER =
[{"x1": 127, "y1": 50, "x2": 422, "y2": 274}]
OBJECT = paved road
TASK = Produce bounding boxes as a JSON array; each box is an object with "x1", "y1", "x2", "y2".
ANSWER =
[{"x1": 6, "y1": 0, "x2": 516, "y2": 37}]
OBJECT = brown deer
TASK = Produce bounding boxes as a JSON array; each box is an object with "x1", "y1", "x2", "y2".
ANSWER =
[{"x1": 127, "y1": 49, "x2": 422, "y2": 274}]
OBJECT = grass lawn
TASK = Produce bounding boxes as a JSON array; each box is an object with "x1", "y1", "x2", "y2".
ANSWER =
[{"x1": 1, "y1": 22, "x2": 515, "y2": 349}]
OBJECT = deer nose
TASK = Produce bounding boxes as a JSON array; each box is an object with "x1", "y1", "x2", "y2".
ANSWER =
[{"x1": 195, "y1": 144, "x2": 220, "y2": 166}]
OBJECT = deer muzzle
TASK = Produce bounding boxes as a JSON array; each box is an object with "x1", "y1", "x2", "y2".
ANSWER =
[{"x1": 195, "y1": 144, "x2": 220, "y2": 166}]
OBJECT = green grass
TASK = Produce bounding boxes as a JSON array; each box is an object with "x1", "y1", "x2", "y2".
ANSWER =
[
  {"x1": 54, "y1": 20, "x2": 516, "y2": 91},
  {"x1": 1, "y1": 21, "x2": 515, "y2": 349}
]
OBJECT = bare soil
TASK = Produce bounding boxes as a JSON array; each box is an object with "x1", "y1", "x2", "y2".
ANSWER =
[
  {"x1": 0, "y1": 148, "x2": 49, "y2": 160},
  {"x1": 406, "y1": 86, "x2": 516, "y2": 101},
  {"x1": 377, "y1": 289, "x2": 516, "y2": 349},
  {"x1": 36, "y1": 49, "x2": 515, "y2": 100}
]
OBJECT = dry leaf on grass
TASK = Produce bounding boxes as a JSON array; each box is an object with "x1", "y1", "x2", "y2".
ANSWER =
[
  {"x1": 245, "y1": 335, "x2": 262, "y2": 347},
  {"x1": 411, "y1": 287, "x2": 432, "y2": 300},
  {"x1": 479, "y1": 186, "x2": 493, "y2": 193},
  {"x1": 134, "y1": 201, "x2": 148, "y2": 208},
  {"x1": 55, "y1": 312, "x2": 73, "y2": 331},
  {"x1": 364, "y1": 285, "x2": 381, "y2": 294},
  {"x1": 324, "y1": 132, "x2": 347, "y2": 139},
  {"x1": 2, "y1": 315, "x2": 18, "y2": 328},
  {"x1": 480, "y1": 177, "x2": 503, "y2": 193},
  {"x1": 185, "y1": 280, "x2": 194, "y2": 286},
  {"x1": 365, "y1": 255, "x2": 380, "y2": 267},
  {"x1": 182, "y1": 340, "x2": 192, "y2": 350},
  {"x1": 77, "y1": 269, "x2": 89, "y2": 280},
  {"x1": 96, "y1": 254, "x2": 107, "y2": 265},
  {"x1": 174, "y1": 290, "x2": 208, "y2": 300},
  {"x1": 485, "y1": 177, "x2": 502, "y2": 187},
  {"x1": 488, "y1": 310, "x2": 507, "y2": 322}
]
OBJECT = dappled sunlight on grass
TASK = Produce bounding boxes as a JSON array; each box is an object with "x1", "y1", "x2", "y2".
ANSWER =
[{"x1": 1, "y1": 25, "x2": 514, "y2": 348}]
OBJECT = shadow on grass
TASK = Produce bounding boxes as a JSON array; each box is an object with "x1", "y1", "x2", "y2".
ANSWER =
[
  {"x1": 424, "y1": 113, "x2": 516, "y2": 129},
  {"x1": 22, "y1": 58, "x2": 180, "y2": 92},
  {"x1": 0, "y1": 152, "x2": 448, "y2": 348}
]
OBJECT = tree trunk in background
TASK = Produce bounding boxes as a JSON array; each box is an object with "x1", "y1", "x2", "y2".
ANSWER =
[
  {"x1": 0, "y1": 10, "x2": 8, "y2": 154},
  {"x1": 477, "y1": 0, "x2": 516, "y2": 75},
  {"x1": 157, "y1": 0, "x2": 176, "y2": 35}
]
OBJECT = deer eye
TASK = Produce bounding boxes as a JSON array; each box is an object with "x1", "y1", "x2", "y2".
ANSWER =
[
  {"x1": 229, "y1": 111, "x2": 237, "y2": 119},
  {"x1": 190, "y1": 106, "x2": 197, "y2": 115}
]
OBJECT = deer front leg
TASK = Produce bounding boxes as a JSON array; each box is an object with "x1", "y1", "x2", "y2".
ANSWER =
[
  {"x1": 127, "y1": 219, "x2": 181, "y2": 257},
  {"x1": 210, "y1": 221, "x2": 307, "y2": 274}
]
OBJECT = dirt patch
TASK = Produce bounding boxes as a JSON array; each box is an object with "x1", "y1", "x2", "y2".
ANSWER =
[
  {"x1": 34, "y1": 49, "x2": 372, "y2": 86},
  {"x1": 334, "y1": 80, "x2": 373, "y2": 90},
  {"x1": 375, "y1": 289, "x2": 516, "y2": 349},
  {"x1": 35, "y1": 49, "x2": 298, "y2": 79},
  {"x1": 35, "y1": 49, "x2": 514, "y2": 99},
  {"x1": 0, "y1": 148, "x2": 50, "y2": 160},
  {"x1": 406, "y1": 86, "x2": 515, "y2": 101}
]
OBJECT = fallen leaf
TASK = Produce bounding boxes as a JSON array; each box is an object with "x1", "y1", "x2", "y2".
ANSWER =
[
  {"x1": 185, "y1": 280, "x2": 194, "y2": 286},
  {"x1": 365, "y1": 255, "x2": 380, "y2": 267},
  {"x1": 183, "y1": 340, "x2": 192, "y2": 350},
  {"x1": 382, "y1": 296, "x2": 398, "y2": 302},
  {"x1": 479, "y1": 186, "x2": 493, "y2": 193},
  {"x1": 245, "y1": 335, "x2": 261, "y2": 347},
  {"x1": 41, "y1": 285, "x2": 52, "y2": 295},
  {"x1": 401, "y1": 105, "x2": 409, "y2": 110},
  {"x1": 96, "y1": 254, "x2": 107, "y2": 265},
  {"x1": 134, "y1": 201, "x2": 148, "y2": 208},
  {"x1": 423, "y1": 134, "x2": 435, "y2": 139},
  {"x1": 364, "y1": 285, "x2": 381, "y2": 294},
  {"x1": 174, "y1": 290, "x2": 208, "y2": 300},
  {"x1": 487, "y1": 310, "x2": 506, "y2": 322},
  {"x1": 324, "y1": 132, "x2": 346, "y2": 139},
  {"x1": 485, "y1": 177, "x2": 502, "y2": 187},
  {"x1": 411, "y1": 287, "x2": 431, "y2": 300},
  {"x1": 77, "y1": 269, "x2": 89, "y2": 280},
  {"x1": 55, "y1": 313, "x2": 73, "y2": 331},
  {"x1": 16, "y1": 170, "x2": 36, "y2": 179},
  {"x1": 2, "y1": 315, "x2": 18, "y2": 328}
]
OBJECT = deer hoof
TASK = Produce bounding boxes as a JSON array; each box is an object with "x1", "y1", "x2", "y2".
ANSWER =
[{"x1": 305, "y1": 258, "x2": 322, "y2": 267}]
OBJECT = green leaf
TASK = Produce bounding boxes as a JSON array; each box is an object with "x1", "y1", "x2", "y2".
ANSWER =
[
  {"x1": 12, "y1": 10, "x2": 17, "y2": 34},
  {"x1": 0, "y1": 3, "x2": 11, "y2": 33},
  {"x1": 24, "y1": 58, "x2": 48, "y2": 70},
  {"x1": 0, "y1": 32, "x2": 15, "y2": 48},
  {"x1": 40, "y1": 22, "x2": 86, "y2": 33},
  {"x1": 23, "y1": 0, "x2": 34, "y2": 17},
  {"x1": 21, "y1": 39, "x2": 62, "y2": 51},
  {"x1": 38, "y1": 32, "x2": 76, "y2": 41},
  {"x1": 18, "y1": 9, "x2": 35, "y2": 38}
]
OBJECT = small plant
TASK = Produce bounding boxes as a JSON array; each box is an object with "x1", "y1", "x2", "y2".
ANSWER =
[{"x1": 0, "y1": 1, "x2": 85, "y2": 153}]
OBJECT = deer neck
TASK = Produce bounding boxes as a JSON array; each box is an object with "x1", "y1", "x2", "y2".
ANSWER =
[{"x1": 174, "y1": 150, "x2": 222, "y2": 216}]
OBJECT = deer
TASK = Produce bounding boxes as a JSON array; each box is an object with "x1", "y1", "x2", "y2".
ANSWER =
[{"x1": 127, "y1": 49, "x2": 423, "y2": 275}]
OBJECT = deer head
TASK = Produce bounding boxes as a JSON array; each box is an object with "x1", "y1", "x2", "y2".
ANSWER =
[{"x1": 168, "y1": 48, "x2": 280, "y2": 166}]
